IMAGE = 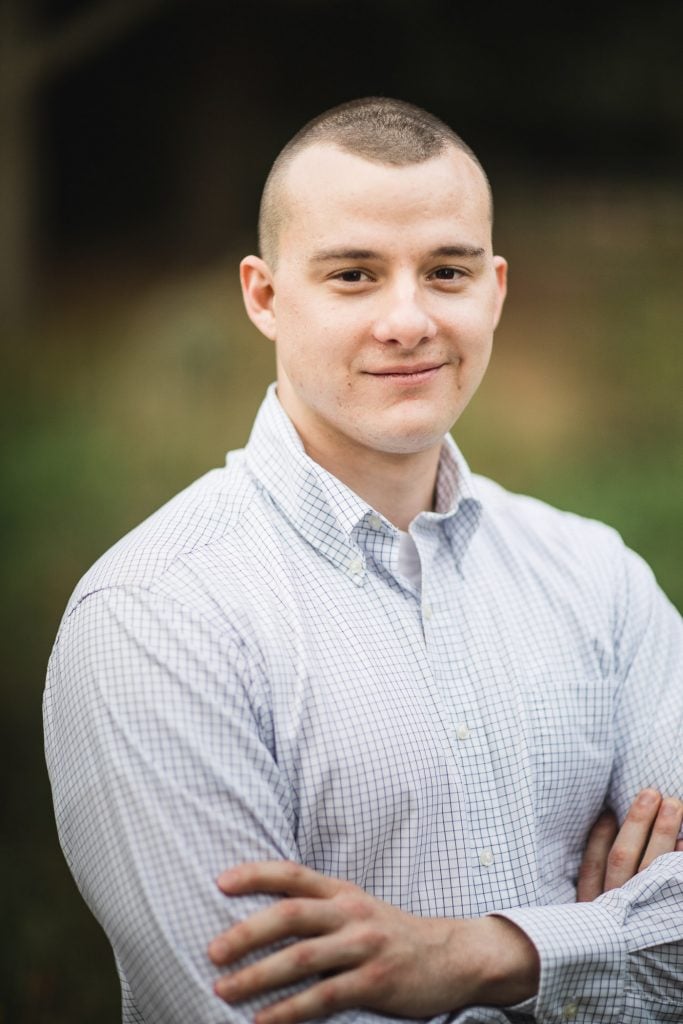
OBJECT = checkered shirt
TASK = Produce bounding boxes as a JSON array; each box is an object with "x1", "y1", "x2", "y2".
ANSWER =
[{"x1": 44, "y1": 383, "x2": 683, "y2": 1023}]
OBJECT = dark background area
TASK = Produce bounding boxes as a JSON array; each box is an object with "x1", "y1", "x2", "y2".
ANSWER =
[
  {"x1": 25, "y1": 0, "x2": 683, "y2": 279},
  {"x1": 2, "y1": 1, "x2": 682, "y2": 1021}
]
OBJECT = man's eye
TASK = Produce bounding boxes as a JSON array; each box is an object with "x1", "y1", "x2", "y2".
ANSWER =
[
  {"x1": 333, "y1": 270, "x2": 368, "y2": 283},
  {"x1": 431, "y1": 267, "x2": 464, "y2": 281}
]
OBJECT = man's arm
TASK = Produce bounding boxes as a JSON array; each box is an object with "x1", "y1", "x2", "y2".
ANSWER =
[
  {"x1": 209, "y1": 861, "x2": 539, "y2": 1021},
  {"x1": 493, "y1": 542, "x2": 683, "y2": 1023},
  {"x1": 207, "y1": 539, "x2": 683, "y2": 1024},
  {"x1": 44, "y1": 585, "x2": 307, "y2": 1023},
  {"x1": 207, "y1": 797, "x2": 682, "y2": 1024},
  {"x1": 48, "y1": 584, "x2": 489, "y2": 1024}
]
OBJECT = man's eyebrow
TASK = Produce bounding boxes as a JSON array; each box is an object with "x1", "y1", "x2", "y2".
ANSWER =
[
  {"x1": 429, "y1": 245, "x2": 486, "y2": 259},
  {"x1": 308, "y1": 245, "x2": 487, "y2": 263},
  {"x1": 309, "y1": 248, "x2": 380, "y2": 263}
]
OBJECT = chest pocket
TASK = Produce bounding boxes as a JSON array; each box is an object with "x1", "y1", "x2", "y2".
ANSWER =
[{"x1": 521, "y1": 656, "x2": 614, "y2": 834}]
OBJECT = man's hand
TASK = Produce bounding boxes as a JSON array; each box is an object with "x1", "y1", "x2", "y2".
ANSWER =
[
  {"x1": 208, "y1": 862, "x2": 539, "y2": 1024},
  {"x1": 577, "y1": 789, "x2": 683, "y2": 901},
  {"x1": 208, "y1": 790, "x2": 682, "y2": 1023}
]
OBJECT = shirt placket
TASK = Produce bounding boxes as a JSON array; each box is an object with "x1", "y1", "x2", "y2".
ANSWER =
[{"x1": 416, "y1": 521, "x2": 531, "y2": 918}]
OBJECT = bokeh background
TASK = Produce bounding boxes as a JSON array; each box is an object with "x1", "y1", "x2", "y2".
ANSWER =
[{"x1": 2, "y1": 0, "x2": 682, "y2": 1020}]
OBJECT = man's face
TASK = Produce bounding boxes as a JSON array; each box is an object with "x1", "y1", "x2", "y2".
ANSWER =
[{"x1": 241, "y1": 143, "x2": 507, "y2": 469}]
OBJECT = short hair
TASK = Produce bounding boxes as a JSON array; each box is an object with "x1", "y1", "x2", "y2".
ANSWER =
[{"x1": 258, "y1": 96, "x2": 492, "y2": 267}]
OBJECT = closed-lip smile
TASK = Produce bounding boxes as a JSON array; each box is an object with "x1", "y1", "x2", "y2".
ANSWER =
[{"x1": 365, "y1": 362, "x2": 445, "y2": 377}]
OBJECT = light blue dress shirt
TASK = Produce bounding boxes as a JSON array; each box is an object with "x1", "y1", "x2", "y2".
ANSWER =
[{"x1": 44, "y1": 384, "x2": 683, "y2": 1023}]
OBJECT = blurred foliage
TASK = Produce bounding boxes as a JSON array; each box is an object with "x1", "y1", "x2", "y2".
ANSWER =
[{"x1": 1, "y1": 185, "x2": 682, "y2": 1021}]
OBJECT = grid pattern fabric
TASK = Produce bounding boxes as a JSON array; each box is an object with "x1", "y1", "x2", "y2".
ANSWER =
[{"x1": 44, "y1": 383, "x2": 683, "y2": 1023}]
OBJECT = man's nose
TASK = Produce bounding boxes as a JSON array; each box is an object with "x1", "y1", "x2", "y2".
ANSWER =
[{"x1": 371, "y1": 285, "x2": 437, "y2": 348}]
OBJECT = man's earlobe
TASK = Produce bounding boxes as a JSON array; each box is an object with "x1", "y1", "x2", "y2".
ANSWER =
[
  {"x1": 492, "y1": 256, "x2": 508, "y2": 329},
  {"x1": 240, "y1": 256, "x2": 277, "y2": 341}
]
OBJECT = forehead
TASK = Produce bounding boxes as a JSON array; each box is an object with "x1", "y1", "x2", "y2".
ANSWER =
[{"x1": 278, "y1": 142, "x2": 492, "y2": 255}]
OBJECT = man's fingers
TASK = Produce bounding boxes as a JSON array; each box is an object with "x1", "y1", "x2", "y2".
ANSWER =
[
  {"x1": 208, "y1": 897, "x2": 343, "y2": 965},
  {"x1": 214, "y1": 933, "x2": 362, "y2": 1008},
  {"x1": 251, "y1": 974, "x2": 360, "y2": 1024},
  {"x1": 576, "y1": 810, "x2": 618, "y2": 902},
  {"x1": 639, "y1": 798, "x2": 683, "y2": 871},
  {"x1": 217, "y1": 861, "x2": 342, "y2": 899},
  {"x1": 604, "y1": 789, "x2": 661, "y2": 891}
]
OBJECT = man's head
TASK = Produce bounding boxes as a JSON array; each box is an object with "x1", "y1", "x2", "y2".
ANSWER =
[
  {"x1": 241, "y1": 98, "x2": 507, "y2": 490},
  {"x1": 258, "y1": 97, "x2": 493, "y2": 269}
]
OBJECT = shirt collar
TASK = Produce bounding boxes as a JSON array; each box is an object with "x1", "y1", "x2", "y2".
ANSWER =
[{"x1": 243, "y1": 384, "x2": 482, "y2": 581}]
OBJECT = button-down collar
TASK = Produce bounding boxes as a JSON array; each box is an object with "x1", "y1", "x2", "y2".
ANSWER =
[{"x1": 243, "y1": 383, "x2": 482, "y2": 580}]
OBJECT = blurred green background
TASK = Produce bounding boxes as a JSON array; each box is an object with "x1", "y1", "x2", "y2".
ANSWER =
[{"x1": 1, "y1": 1, "x2": 681, "y2": 1021}]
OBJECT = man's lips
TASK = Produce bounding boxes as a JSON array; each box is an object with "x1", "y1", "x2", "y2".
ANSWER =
[{"x1": 364, "y1": 363, "x2": 446, "y2": 380}]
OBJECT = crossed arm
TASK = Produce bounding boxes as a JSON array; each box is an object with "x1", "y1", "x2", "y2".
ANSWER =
[
  {"x1": 46, "y1": 555, "x2": 683, "y2": 1023},
  {"x1": 208, "y1": 793, "x2": 683, "y2": 1023}
]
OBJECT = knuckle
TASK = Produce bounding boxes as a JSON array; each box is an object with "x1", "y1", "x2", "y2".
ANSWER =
[
  {"x1": 230, "y1": 920, "x2": 252, "y2": 946},
  {"x1": 606, "y1": 846, "x2": 629, "y2": 872},
  {"x1": 338, "y1": 878, "x2": 361, "y2": 893},
  {"x1": 577, "y1": 858, "x2": 599, "y2": 880},
  {"x1": 278, "y1": 898, "x2": 303, "y2": 922},
  {"x1": 357, "y1": 926, "x2": 386, "y2": 953},
  {"x1": 319, "y1": 978, "x2": 341, "y2": 1010},
  {"x1": 335, "y1": 880, "x2": 361, "y2": 898},
  {"x1": 282, "y1": 861, "x2": 304, "y2": 883},
  {"x1": 293, "y1": 944, "x2": 315, "y2": 969},
  {"x1": 363, "y1": 958, "x2": 392, "y2": 991},
  {"x1": 335, "y1": 890, "x2": 373, "y2": 920},
  {"x1": 246, "y1": 960, "x2": 263, "y2": 982}
]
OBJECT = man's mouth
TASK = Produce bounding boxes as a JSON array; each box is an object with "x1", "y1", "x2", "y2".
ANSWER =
[{"x1": 365, "y1": 363, "x2": 445, "y2": 382}]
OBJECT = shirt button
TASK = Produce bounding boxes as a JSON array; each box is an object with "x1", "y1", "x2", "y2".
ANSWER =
[
  {"x1": 423, "y1": 603, "x2": 433, "y2": 620},
  {"x1": 562, "y1": 1003, "x2": 578, "y2": 1021},
  {"x1": 455, "y1": 723, "x2": 470, "y2": 740},
  {"x1": 348, "y1": 557, "x2": 363, "y2": 575},
  {"x1": 367, "y1": 514, "x2": 382, "y2": 530},
  {"x1": 479, "y1": 849, "x2": 494, "y2": 867}
]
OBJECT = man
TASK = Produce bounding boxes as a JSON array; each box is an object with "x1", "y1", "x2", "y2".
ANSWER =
[{"x1": 44, "y1": 98, "x2": 683, "y2": 1024}]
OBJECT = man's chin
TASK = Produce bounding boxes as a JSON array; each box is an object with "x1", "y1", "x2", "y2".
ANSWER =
[
  {"x1": 359, "y1": 425, "x2": 452, "y2": 458},
  {"x1": 363, "y1": 408, "x2": 461, "y2": 455}
]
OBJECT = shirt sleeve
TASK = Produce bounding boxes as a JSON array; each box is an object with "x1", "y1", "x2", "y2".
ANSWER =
[
  {"x1": 496, "y1": 540, "x2": 683, "y2": 1023},
  {"x1": 44, "y1": 585, "x2": 463, "y2": 1024},
  {"x1": 45, "y1": 584, "x2": 308, "y2": 1022}
]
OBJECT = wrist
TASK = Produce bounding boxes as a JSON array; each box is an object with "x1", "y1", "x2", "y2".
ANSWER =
[{"x1": 467, "y1": 916, "x2": 540, "y2": 1007}]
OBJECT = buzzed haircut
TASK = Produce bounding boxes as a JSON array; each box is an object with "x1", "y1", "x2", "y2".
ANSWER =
[{"x1": 258, "y1": 96, "x2": 492, "y2": 267}]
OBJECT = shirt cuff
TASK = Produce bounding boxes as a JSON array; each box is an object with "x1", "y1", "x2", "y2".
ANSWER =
[{"x1": 491, "y1": 900, "x2": 627, "y2": 1023}]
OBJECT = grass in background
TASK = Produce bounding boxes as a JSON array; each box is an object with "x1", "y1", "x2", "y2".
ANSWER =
[{"x1": 1, "y1": 185, "x2": 681, "y2": 1022}]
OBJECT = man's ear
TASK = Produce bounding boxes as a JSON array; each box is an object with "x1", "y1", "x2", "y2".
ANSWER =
[
  {"x1": 240, "y1": 256, "x2": 277, "y2": 341},
  {"x1": 491, "y1": 255, "x2": 508, "y2": 330}
]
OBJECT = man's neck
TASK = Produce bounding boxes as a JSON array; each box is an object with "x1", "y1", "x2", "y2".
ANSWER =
[{"x1": 301, "y1": 436, "x2": 442, "y2": 532}]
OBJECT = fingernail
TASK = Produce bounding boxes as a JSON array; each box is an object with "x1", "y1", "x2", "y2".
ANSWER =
[{"x1": 638, "y1": 789, "x2": 660, "y2": 807}]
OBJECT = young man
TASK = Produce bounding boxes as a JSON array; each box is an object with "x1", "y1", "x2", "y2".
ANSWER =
[{"x1": 44, "y1": 99, "x2": 683, "y2": 1024}]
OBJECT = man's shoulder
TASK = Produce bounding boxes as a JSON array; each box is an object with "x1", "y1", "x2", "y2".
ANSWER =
[
  {"x1": 65, "y1": 449, "x2": 261, "y2": 616},
  {"x1": 477, "y1": 473, "x2": 599, "y2": 524},
  {"x1": 473, "y1": 472, "x2": 627, "y2": 578},
  {"x1": 468, "y1": 474, "x2": 669, "y2": 643}
]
